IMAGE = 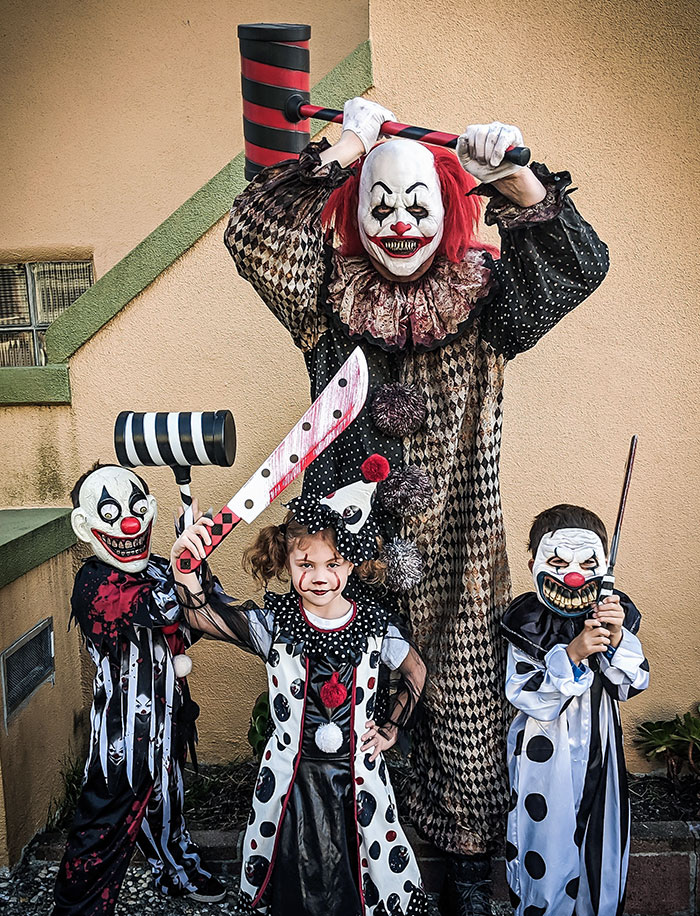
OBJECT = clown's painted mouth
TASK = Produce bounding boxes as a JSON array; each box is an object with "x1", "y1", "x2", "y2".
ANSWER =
[
  {"x1": 537, "y1": 572, "x2": 602, "y2": 616},
  {"x1": 92, "y1": 523, "x2": 151, "y2": 562},
  {"x1": 369, "y1": 235, "x2": 432, "y2": 258}
]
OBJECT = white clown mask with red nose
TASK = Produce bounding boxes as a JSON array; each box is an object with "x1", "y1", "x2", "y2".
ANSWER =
[
  {"x1": 532, "y1": 528, "x2": 607, "y2": 617},
  {"x1": 358, "y1": 139, "x2": 444, "y2": 278},
  {"x1": 71, "y1": 465, "x2": 157, "y2": 573}
]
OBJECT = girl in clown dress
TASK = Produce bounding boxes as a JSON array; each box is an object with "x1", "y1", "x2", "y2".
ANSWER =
[{"x1": 171, "y1": 456, "x2": 429, "y2": 916}]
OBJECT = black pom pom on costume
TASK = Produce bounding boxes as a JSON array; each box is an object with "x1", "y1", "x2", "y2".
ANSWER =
[
  {"x1": 380, "y1": 538, "x2": 423, "y2": 591},
  {"x1": 370, "y1": 383, "x2": 427, "y2": 437},
  {"x1": 378, "y1": 466, "x2": 433, "y2": 516}
]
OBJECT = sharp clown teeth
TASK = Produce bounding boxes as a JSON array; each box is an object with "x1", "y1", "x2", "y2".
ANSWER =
[
  {"x1": 93, "y1": 525, "x2": 151, "y2": 560},
  {"x1": 381, "y1": 238, "x2": 421, "y2": 254},
  {"x1": 542, "y1": 574, "x2": 599, "y2": 611}
]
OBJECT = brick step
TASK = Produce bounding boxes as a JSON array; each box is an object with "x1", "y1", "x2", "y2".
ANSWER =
[{"x1": 34, "y1": 821, "x2": 699, "y2": 916}]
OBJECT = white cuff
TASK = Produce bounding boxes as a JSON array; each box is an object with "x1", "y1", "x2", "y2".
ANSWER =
[
  {"x1": 544, "y1": 644, "x2": 594, "y2": 696},
  {"x1": 598, "y1": 628, "x2": 645, "y2": 682}
]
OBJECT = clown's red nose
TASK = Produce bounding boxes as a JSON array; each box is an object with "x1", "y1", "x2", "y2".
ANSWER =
[
  {"x1": 121, "y1": 516, "x2": 141, "y2": 535},
  {"x1": 390, "y1": 221, "x2": 412, "y2": 235},
  {"x1": 563, "y1": 572, "x2": 586, "y2": 588}
]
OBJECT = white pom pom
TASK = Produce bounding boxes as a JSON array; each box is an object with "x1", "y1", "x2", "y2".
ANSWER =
[
  {"x1": 172, "y1": 654, "x2": 192, "y2": 678},
  {"x1": 314, "y1": 722, "x2": 343, "y2": 753}
]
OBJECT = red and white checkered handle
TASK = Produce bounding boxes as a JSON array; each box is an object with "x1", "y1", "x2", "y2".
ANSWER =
[{"x1": 176, "y1": 347, "x2": 369, "y2": 573}]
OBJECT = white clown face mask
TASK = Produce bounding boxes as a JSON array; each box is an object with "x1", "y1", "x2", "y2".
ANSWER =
[
  {"x1": 532, "y1": 528, "x2": 607, "y2": 617},
  {"x1": 71, "y1": 466, "x2": 157, "y2": 573},
  {"x1": 358, "y1": 139, "x2": 444, "y2": 278}
]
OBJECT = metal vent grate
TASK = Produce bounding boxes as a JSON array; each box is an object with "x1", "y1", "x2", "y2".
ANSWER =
[{"x1": 1, "y1": 618, "x2": 54, "y2": 723}]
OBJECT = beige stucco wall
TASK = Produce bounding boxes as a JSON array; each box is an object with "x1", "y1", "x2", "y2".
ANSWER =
[
  {"x1": 370, "y1": 0, "x2": 700, "y2": 767},
  {"x1": 1, "y1": 0, "x2": 368, "y2": 277},
  {"x1": 0, "y1": 549, "x2": 87, "y2": 865},
  {"x1": 1, "y1": 0, "x2": 698, "y2": 777}
]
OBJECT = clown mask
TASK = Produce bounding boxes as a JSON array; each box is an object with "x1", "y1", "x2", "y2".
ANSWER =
[
  {"x1": 532, "y1": 528, "x2": 606, "y2": 617},
  {"x1": 358, "y1": 139, "x2": 444, "y2": 278},
  {"x1": 71, "y1": 465, "x2": 157, "y2": 573}
]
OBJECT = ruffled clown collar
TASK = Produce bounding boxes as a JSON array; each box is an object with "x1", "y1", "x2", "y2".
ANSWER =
[{"x1": 324, "y1": 247, "x2": 495, "y2": 352}]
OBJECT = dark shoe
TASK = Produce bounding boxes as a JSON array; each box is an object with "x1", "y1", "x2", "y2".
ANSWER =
[
  {"x1": 187, "y1": 874, "x2": 227, "y2": 903},
  {"x1": 438, "y1": 853, "x2": 492, "y2": 916}
]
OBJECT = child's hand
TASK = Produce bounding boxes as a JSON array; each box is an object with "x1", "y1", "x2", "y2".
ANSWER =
[
  {"x1": 567, "y1": 617, "x2": 611, "y2": 665},
  {"x1": 360, "y1": 720, "x2": 397, "y2": 762},
  {"x1": 592, "y1": 595, "x2": 625, "y2": 648},
  {"x1": 171, "y1": 513, "x2": 214, "y2": 566}
]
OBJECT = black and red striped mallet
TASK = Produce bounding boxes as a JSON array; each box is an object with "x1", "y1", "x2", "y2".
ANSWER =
[{"x1": 238, "y1": 22, "x2": 530, "y2": 180}]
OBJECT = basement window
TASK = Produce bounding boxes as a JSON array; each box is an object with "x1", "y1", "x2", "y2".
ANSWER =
[
  {"x1": 1, "y1": 618, "x2": 55, "y2": 725},
  {"x1": 0, "y1": 261, "x2": 94, "y2": 367}
]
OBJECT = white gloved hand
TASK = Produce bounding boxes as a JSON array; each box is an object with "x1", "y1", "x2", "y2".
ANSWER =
[
  {"x1": 341, "y1": 97, "x2": 397, "y2": 154},
  {"x1": 456, "y1": 121, "x2": 524, "y2": 182}
]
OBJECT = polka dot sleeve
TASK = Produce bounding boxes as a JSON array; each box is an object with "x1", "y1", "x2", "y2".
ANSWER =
[{"x1": 478, "y1": 164, "x2": 610, "y2": 360}]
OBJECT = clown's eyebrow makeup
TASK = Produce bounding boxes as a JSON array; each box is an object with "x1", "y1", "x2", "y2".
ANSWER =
[
  {"x1": 371, "y1": 181, "x2": 393, "y2": 194},
  {"x1": 406, "y1": 181, "x2": 428, "y2": 193}
]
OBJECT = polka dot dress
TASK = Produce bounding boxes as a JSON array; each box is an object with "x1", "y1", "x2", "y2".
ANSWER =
[{"x1": 502, "y1": 592, "x2": 650, "y2": 915}]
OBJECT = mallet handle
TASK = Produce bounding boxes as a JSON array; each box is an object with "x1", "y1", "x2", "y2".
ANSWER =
[{"x1": 287, "y1": 98, "x2": 531, "y2": 165}]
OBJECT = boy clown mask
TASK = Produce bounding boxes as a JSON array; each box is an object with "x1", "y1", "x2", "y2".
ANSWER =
[
  {"x1": 71, "y1": 466, "x2": 157, "y2": 573},
  {"x1": 358, "y1": 139, "x2": 444, "y2": 278},
  {"x1": 532, "y1": 528, "x2": 606, "y2": 617}
]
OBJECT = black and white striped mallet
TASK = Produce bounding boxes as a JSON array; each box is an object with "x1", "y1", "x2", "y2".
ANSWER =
[{"x1": 114, "y1": 410, "x2": 236, "y2": 529}]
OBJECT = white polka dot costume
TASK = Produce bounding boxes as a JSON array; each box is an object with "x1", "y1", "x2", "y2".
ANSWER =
[
  {"x1": 236, "y1": 592, "x2": 428, "y2": 915},
  {"x1": 226, "y1": 140, "x2": 610, "y2": 854},
  {"x1": 501, "y1": 591, "x2": 649, "y2": 915}
]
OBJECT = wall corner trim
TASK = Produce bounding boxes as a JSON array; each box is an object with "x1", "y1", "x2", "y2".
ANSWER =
[
  {"x1": 0, "y1": 365, "x2": 71, "y2": 406},
  {"x1": 0, "y1": 508, "x2": 77, "y2": 589},
  {"x1": 44, "y1": 39, "x2": 373, "y2": 365}
]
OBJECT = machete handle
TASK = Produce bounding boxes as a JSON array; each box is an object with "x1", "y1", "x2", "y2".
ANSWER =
[{"x1": 176, "y1": 507, "x2": 242, "y2": 574}]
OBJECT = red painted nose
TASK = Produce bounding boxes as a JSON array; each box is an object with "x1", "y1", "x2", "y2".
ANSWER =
[
  {"x1": 120, "y1": 516, "x2": 141, "y2": 535},
  {"x1": 390, "y1": 221, "x2": 412, "y2": 236},
  {"x1": 563, "y1": 572, "x2": 586, "y2": 588}
]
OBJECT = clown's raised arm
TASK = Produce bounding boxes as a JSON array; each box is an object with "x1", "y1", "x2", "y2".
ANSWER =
[{"x1": 226, "y1": 99, "x2": 609, "y2": 360}]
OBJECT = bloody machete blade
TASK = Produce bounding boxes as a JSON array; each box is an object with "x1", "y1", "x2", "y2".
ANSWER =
[{"x1": 176, "y1": 347, "x2": 369, "y2": 573}]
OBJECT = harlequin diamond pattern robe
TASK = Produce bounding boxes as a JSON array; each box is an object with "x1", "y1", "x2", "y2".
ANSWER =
[{"x1": 225, "y1": 141, "x2": 609, "y2": 853}]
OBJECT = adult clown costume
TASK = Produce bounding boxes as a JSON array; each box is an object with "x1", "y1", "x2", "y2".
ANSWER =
[{"x1": 225, "y1": 98, "x2": 609, "y2": 912}]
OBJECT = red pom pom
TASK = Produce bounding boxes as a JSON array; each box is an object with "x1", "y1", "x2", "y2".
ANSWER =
[
  {"x1": 361, "y1": 454, "x2": 390, "y2": 483},
  {"x1": 319, "y1": 671, "x2": 348, "y2": 709}
]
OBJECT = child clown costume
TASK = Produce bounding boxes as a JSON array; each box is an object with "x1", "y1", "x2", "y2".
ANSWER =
[{"x1": 174, "y1": 457, "x2": 429, "y2": 916}]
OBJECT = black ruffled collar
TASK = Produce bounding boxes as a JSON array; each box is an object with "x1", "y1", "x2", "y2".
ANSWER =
[
  {"x1": 501, "y1": 590, "x2": 640, "y2": 661},
  {"x1": 265, "y1": 590, "x2": 386, "y2": 665}
]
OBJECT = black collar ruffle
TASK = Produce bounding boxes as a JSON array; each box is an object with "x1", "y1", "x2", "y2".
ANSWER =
[
  {"x1": 265, "y1": 590, "x2": 387, "y2": 666},
  {"x1": 500, "y1": 590, "x2": 641, "y2": 662}
]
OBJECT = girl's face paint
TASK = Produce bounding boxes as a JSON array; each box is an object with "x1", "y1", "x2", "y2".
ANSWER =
[{"x1": 287, "y1": 535, "x2": 354, "y2": 617}]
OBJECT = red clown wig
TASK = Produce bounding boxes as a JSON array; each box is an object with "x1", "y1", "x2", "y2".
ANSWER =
[{"x1": 321, "y1": 144, "x2": 494, "y2": 262}]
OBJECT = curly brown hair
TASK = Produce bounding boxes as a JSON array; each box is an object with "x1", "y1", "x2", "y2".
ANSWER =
[{"x1": 243, "y1": 511, "x2": 386, "y2": 587}]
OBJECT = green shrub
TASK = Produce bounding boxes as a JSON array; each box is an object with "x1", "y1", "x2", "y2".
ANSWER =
[
  {"x1": 247, "y1": 691, "x2": 272, "y2": 757},
  {"x1": 635, "y1": 706, "x2": 700, "y2": 783}
]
